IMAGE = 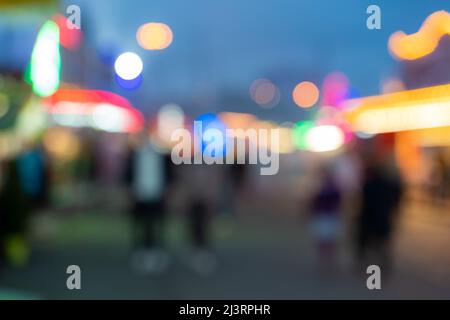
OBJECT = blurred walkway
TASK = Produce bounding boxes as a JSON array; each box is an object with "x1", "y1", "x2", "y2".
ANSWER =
[{"x1": 1, "y1": 200, "x2": 450, "y2": 299}]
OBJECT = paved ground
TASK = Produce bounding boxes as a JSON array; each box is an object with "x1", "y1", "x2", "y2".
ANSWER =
[{"x1": 1, "y1": 199, "x2": 450, "y2": 299}]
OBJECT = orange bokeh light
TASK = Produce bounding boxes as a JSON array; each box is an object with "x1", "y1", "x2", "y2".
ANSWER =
[
  {"x1": 292, "y1": 81, "x2": 320, "y2": 108},
  {"x1": 137, "y1": 22, "x2": 173, "y2": 50},
  {"x1": 388, "y1": 10, "x2": 450, "y2": 60}
]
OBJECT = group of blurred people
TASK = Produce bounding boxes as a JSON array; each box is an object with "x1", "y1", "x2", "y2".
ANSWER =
[
  {"x1": 0, "y1": 122, "x2": 410, "y2": 279},
  {"x1": 123, "y1": 130, "x2": 228, "y2": 275},
  {"x1": 308, "y1": 146, "x2": 404, "y2": 275},
  {"x1": 123, "y1": 127, "x2": 407, "y2": 277},
  {"x1": 0, "y1": 124, "x2": 235, "y2": 276}
]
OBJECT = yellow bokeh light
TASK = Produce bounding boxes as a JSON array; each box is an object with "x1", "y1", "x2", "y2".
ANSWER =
[
  {"x1": 344, "y1": 83, "x2": 450, "y2": 134},
  {"x1": 137, "y1": 22, "x2": 173, "y2": 50},
  {"x1": 43, "y1": 127, "x2": 81, "y2": 161},
  {"x1": 388, "y1": 10, "x2": 450, "y2": 61}
]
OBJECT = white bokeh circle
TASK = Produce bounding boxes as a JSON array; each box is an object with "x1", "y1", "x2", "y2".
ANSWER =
[{"x1": 114, "y1": 52, "x2": 143, "y2": 80}]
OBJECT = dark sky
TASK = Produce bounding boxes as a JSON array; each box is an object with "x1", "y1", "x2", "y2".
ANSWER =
[
  {"x1": 2, "y1": 0, "x2": 450, "y2": 118},
  {"x1": 78, "y1": 0, "x2": 449, "y2": 93},
  {"x1": 75, "y1": 0, "x2": 450, "y2": 118}
]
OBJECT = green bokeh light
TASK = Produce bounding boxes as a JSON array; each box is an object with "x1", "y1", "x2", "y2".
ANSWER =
[
  {"x1": 30, "y1": 20, "x2": 61, "y2": 97},
  {"x1": 291, "y1": 120, "x2": 314, "y2": 150}
]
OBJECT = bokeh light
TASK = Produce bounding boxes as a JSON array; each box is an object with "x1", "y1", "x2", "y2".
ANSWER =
[
  {"x1": 388, "y1": 11, "x2": 450, "y2": 60},
  {"x1": 292, "y1": 81, "x2": 319, "y2": 108},
  {"x1": 137, "y1": 22, "x2": 173, "y2": 50},
  {"x1": 292, "y1": 121, "x2": 314, "y2": 150},
  {"x1": 305, "y1": 125, "x2": 345, "y2": 152},
  {"x1": 155, "y1": 103, "x2": 185, "y2": 147},
  {"x1": 321, "y1": 72, "x2": 349, "y2": 108},
  {"x1": 345, "y1": 83, "x2": 450, "y2": 134},
  {"x1": 381, "y1": 77, "x2": 405, "y2": 94},
  {"x1": 53, "y1": 14, "x2": 82, "y2": 50},
  {"x1": 195, "y1": 113, "x2": 228, "y2": 157},
  {"x1": 91, "y1": 103, "x2": 131, "y2": 133},
  {"x1": 114, "y1": 52, "x2": 143, "y2": 80},
  {"x1": 250, "y1": 79, "x2": 280, "y2": 109},
  {"x1": 115, "y1": 73, "x2": 142, "y2": 90},
  {"x1": 219, "y1": 112, "x2": 257, "y2": 132},
  {"x1": 44, "y1": 89, "x2": 144, "y2": 133},
  {"x1": 30, "y1": 20, "x2": 61, "y2": 97},
  {"x1": 314, "y1": 106, "x2": 354, "y2": 144},
  {"x1": 277, "y1": 127, "x2": 296, "y2": 154},
  {"x1": 43, "y1": 127, "x2": 81, "y2": 161}
]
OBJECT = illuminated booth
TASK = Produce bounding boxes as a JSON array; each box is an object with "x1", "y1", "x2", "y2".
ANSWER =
[{"x1": 345, "y1": 83, "x2": 450, "y2": 192}]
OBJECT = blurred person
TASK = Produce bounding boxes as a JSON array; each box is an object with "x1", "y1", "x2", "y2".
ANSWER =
[
  {"x1": 125, "y1": 131, "x2": 172, "y2": 274},
  {"x1": 335, "y1": 151, "x2": 363, "y2": 216},
  {"x1": 356, "y1": 151, "x2": 403, "y2": 274},
  {"x1": 226, "y1": 154, "x2": 249, "y2": 215},
  {"x1": 0, "y1": 158, "x2": 32, "y2": 268},
  {"x1": 181, "y1": 161, "x2": 222, "y2": 276},
  {"x1": 431, "y1": 151, "x2": 450, "y2": 202},
  {"x1": 17, "y1": 141, "x2": 50, "y2": 210},
  {"x1": 309, "y1": 165, "x2": 342, "y2": 272},
  {"x1": 96, "y1": 133, "x2": 125, "y2": 184},
  {"x1": 0, "y1": 160, "x2": 6, "y2": 270},
  {"x1": 76, "y1": 130, "x2": 98, "y2": 182}
]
